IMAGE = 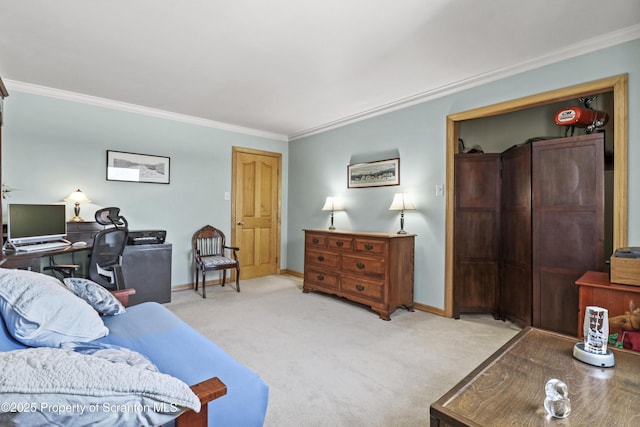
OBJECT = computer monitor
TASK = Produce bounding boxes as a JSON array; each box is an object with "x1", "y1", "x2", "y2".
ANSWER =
[{"x1": 7, "y1": 204, "x2": 67, "y2": 245}]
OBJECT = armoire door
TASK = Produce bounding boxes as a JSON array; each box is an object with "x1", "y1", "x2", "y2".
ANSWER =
[
  {"x1": 500, "y1": 142, "x2": 532, "y2": 327},
  {"x1": 532, "y1": 134, "x2": 604, "y2": 336},
  {"x1": 453, "y1": 153, "x2": 501, "y2": 318}
]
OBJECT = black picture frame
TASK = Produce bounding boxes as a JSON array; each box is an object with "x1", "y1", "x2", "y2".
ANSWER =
[
  {"x1": 347, "y1": 158, "x2": 400, "y2": 188},
  {"x1": 106, "y1": 150, "x2": 170, "y2": 184}
]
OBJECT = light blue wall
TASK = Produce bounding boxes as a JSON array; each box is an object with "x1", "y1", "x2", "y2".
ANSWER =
[
  {"x1": 2, "y1": 93, "x2": 289, "y2": 287},
  {"x1": 3, "y1": 38, "x2": 638, "y2": 307},
  {"x1": 287, "y1": 38, "x2": 640, "y2": 310}
]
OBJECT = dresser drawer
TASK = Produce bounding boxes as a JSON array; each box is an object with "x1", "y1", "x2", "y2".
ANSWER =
[
  {"x1": 305, "y1": 249, "x2": 339, "y2": 268},
  {"x1": 342, "y1": 254, "x2": 385, "y2": 276},
  {"x1": 327, "y1": 236, "x2": 353, "y2": 251},
  {"x1": 354, "y1": 238, "x2": 387, "y2": 255},
  {"x1": 341, "y1": 275, "x2": 384, "y2": 303},
  {"x1": 305, "y1": 268, "x2": 339, "y2": 291},
  {"x1": 306, "y1": 233, "x2": 328, "y2": 249}
]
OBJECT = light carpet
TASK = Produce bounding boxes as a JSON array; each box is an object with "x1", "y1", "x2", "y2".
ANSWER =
[{"x1": 165, "y1": 275, "x2": 521, "y2": 427}]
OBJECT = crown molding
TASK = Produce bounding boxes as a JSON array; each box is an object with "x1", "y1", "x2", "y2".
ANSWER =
[
  {"x1": 3, "y1": 80, "x2": 289, "y2": 142},
  {"x1": 4, "y1": 23, "x2": 638, "y2": 143},
  {"x1": 289, "y1": 24, "x2": 640, "y2": 140}
]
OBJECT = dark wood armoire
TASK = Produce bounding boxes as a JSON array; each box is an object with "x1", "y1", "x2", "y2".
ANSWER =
[
  {"x1": 454, "y1": 134, "x2": 605, "y2": 336},
  {"x1": 453, "y1": 153, "x2": 501, "y2": 319},
  {"x1": 500, "y1": 142, "x2": 532, "y2": 327}
]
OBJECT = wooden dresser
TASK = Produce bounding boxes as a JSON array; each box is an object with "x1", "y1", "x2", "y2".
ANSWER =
[{"x1": 303, "y1": 229, "x2": 415, "y2": 320}]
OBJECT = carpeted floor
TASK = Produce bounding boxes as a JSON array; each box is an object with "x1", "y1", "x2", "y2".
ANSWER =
[{"x1": 165, "y1": 275, "x2": 521, "y2": 427}]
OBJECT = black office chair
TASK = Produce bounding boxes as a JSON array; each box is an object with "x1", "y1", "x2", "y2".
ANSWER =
[
  {"x1": 46, "y1": 207, "x2": 129, "y2": 291},
  {"x1": 88, "y1": 207, "x2": 129, "y2": 290}
]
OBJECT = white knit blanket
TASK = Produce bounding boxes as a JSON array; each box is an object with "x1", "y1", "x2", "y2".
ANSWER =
[{"x1": 0, "y1": 347, "x2": 200, "y2": 426}]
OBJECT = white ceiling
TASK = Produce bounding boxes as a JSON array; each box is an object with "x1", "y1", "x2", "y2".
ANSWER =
[{"x1": 1, "y1": 0, "x2": 639, "y2": 140}]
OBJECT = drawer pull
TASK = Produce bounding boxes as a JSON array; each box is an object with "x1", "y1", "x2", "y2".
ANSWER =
[
  {"x1": 356, "y1": 284, "x2": 365, "y2": 292},
  {"x1": 356, "y1": 262, "x2": 365, "y2": 269},
  {"x1": 336, "y1": 241, "x2": 344, "y2": 247},
  {"x1": 317, "y1": 255, "x2": 325, "y2": 262},
  {"x1": 312, "y1": 238, "x2": 320, "y2": 244},
  {"x1": 364, "y1": 244, "x2": 374, "y2": 251},
  {"x1": 317, "y1": 274, "x2": 324, "y2": 281}
]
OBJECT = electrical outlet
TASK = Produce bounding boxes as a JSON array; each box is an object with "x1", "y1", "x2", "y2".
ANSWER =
[
  {"x1": 224, "y1": 192, "x2": 230, "y2": 200},
  {"x1": 435, "y1": 184, "x2": 444, "y2": 197}
]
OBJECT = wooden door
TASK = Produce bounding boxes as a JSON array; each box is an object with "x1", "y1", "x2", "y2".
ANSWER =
[
  {"x1": 532, "y1": 134, "x2": 604, "y2": 336},
  {"x1": 232, "y1": 147, "x2": 281, "y2": 279},
  {"x1": 500, "y1": 143, "x2": 532, "y2": 327},
  {"x1": 453, "y1": 153, "x2": 501, "y2": 318}
]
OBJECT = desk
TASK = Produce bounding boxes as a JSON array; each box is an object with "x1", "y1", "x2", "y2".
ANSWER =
[
  {"x1": 430, "y1": 327, "x2": 640, "y2": 426},
  {"x1": 1, "y1": 241, "x2": 173, "y2": 306},
  {"x1": 1, "y1": 244, "x2": 90, "y2": 272},
  {"x1": 1, "y1": 221, "x2": 103, "y2": 272}
]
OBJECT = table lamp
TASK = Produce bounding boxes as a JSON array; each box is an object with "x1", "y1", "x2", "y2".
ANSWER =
[
  {"x1": 321, "y1": 196, "x2": 344, "y2": 230},
  {"x1": 388, "y1": 193, "x2": 416, "y2": 234},
  {"x1": 64, "y1": 189, "x2": 91, "y2": 222}
]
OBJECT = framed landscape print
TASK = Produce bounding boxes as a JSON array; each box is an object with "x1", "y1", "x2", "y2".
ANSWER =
[
  {"x1": 106, "y1": 150, "x2": 170, "y2": 184},
  {"x1": 348, "y1": 158, "x2": 400, "y2": 188}
]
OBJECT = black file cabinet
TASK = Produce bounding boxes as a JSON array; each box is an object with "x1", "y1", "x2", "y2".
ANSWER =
[{"x1": 122, "y1": 243, "x2": 172, "y2": 306}]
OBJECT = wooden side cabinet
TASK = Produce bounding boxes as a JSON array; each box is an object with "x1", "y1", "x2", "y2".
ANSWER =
[
  {"x1": 576, "y1": 270, "x2": 640, "y2": 337},
  {"x1": 303, "y1": 229, "x2": 415, "y2": 320}
]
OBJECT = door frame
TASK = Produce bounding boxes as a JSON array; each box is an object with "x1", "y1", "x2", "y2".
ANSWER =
[
  {"x1": 231, "y1": 146, "x2": 282, "y2": 276},
  {"x1": 444, "y1": 74, "x2": 629, "y2": 318}
]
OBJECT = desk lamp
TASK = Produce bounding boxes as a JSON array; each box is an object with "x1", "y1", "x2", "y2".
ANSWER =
[
  {"x1": 321, "y1": 197, "x2": 344, "y2": 230},
  {"x1": 388, "y1": 193, "x2": 416, "y2": 234},
  {"x1": 573, "y1": 306, "x2": 615, "y2": 367},
  {"x1": 65, "y1": 189, "x2": 91, "y2": 222}
]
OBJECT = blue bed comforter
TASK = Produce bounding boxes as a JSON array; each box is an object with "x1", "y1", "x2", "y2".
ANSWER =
[{"x1": 0, "y1": 301, "x2": 269, "y2": 427}]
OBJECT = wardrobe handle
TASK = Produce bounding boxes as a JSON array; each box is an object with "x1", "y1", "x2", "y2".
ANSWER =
[
  {"x1": 317, "y1": 255, "x2": 325, "y2": 262},
  {"x1": 356, "y1": 284, "x2": 365, "y2": 292},
  {"x1": 336, "y1": 241, "x2": 344, "y2": 247},
  {"x1": 317, "y1": 274, "x2": 324, "y2": 281},
  {"x1": 356, "y1": 262, "x2": 365, "y2": 269},
  {"x1": 364, "y1": 244, "x2": 374, "y2": 251}
]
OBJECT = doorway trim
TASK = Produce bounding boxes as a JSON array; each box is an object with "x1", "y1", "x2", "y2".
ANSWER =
[{"x1": 444, "y1": 74, "x2": 628, "y2": 318}]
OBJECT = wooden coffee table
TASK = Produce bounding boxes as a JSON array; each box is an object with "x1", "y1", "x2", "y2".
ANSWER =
[{"x1": 430, "y1": 327, "x2": 640, "y2": 426}]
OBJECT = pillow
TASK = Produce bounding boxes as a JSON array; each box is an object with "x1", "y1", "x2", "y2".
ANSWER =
[
  {"x1": 0, "y1": 347, "x2": 200, "y2": 426},
  {"x1": 63, "y1": 277, "x2": 126, "y2": 316},
  {"x1": 0, "y1": 269, "x2": 108, "y2": 347}
]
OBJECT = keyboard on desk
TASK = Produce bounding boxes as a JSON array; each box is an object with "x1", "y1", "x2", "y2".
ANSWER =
[{"x1": 15, "y1": 241, "x2": 71, "y2": 252}]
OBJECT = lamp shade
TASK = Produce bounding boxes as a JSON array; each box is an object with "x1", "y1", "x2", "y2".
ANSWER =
[
  {"x1": 388, "y1": 193, "x2": 415, "y2": 211},
  {"x1": 64, "y1": 189, "x2": 91, "y2": 204},
  {"x1": 322, "y1": 196, "x2": 344, "y2": 211},
  {"x1": 64, "y1": 189, "x2": 91, "y2": 222}
]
